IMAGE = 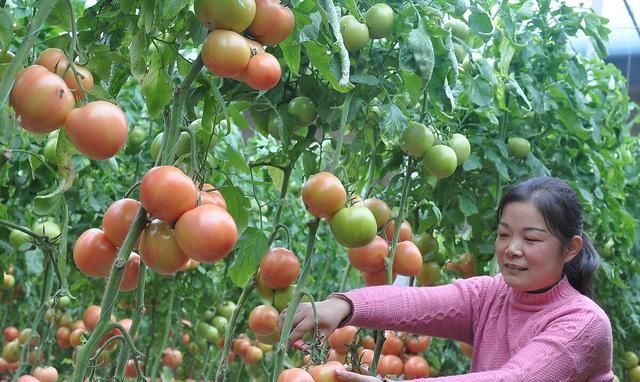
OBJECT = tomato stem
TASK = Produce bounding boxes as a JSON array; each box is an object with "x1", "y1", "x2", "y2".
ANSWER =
[
  {"x1": 148, "y1": 279, "x2": 177, "y2": 381},
  {"x1": 330, "y1": 92, "x2": 354, "y2": 172},
  {"x1": 386, "y1": 156, "x2": 414, "y2": 284},
  {"x1": 321, "y1": 0, "x2": 350, "y2": 86},
  {"x1": 369, "y1": 329, "x2": 385, "y2": 376},
  {"x1": 339, "y1": 263, "x2": 352, "y2": 292}
]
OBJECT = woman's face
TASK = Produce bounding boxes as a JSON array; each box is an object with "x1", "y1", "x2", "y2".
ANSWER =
[{"x1": 495, "y1": 201, "x2": 576, "y2": 293}]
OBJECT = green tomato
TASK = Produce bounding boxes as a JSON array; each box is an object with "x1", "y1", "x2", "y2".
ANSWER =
[
  {"x1": 340, "y1": 15, "x2": 370, "y2": 52},
  {"x1": 31, "y1": 220, "x2": 61, "y2": 241},
  {"x1": 448, "y1": 133, "x2": 470, "y2": 166},
  {"x1": 2, "y1": 273, "x2": 15, "y2": 289},
  {"x1": 423, "y1": 145, "x2": 458, "y2": 179},
  {"x1": 507, "y1": 137, "x2": 530, "y2": 159},
  {"x1": 416, "y1": 261, "x2": 441, "y2": 286},
  {"x1": 212, "y1": 316, "x2": 228, "y2": 333},
  {"x1": 150, "y1": 131, "x2": 190, "y2": 160},
  {"x1": 330, "y1": 206, "x2": 378, "y2": 248},
  {"x1": 365, "y1": 3, "x2": 394, "y2": 39},
  {"x1": 412, "y1": 232, "x2": 439, "y2": 255},
  {"x1": 9, "y1": 228, "x2": 32, "y2": 250},
  {"x1": 624, "y1": 351, "x2": 639, "y2": 369},
  {"x1": 267, "y1": 112, "x2": 285, "y2": 140},
  {"x1": 445, "y1": 19, "x2": 470, "y2": 41},
  {"x1": 217, "y1": 301, "x2": 236, "y2": 320},
  {"x1": 127, "y1": 126, "x2": 148, "y2": 148},
  {"x1": 401, "y1": 121, "x2": 435, "y2": 157},
  {"x1": 202, "y1": 309, "x2": 216, "y2": 321},
  {"x1": 273, "y1": 285, "x2": 311, "y2": 311},
  {"x1": 43, "y1": 138, "x2": 58, "y2": 165},
  {"x1": 287, "y1": 96, "x2": 317, "y2": 126},
  {"x1": 454, "y1": 43, "x2": 467, "y2": 63},
  {"x1": 58, "y1": 295, "x2": 71, "y2": 308}
]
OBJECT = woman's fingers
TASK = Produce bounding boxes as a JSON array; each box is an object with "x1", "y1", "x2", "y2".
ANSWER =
[
  {"x1": 287, "y1": 315, "x2": 314, "y2": 345},
  {"x1": 334, "y1": 369, "x2": 380, "y2": 381}
]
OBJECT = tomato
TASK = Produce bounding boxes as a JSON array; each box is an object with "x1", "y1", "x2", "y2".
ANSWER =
[
  {"x1": 196, "y1": 322, "x2": 219, "y2": 342},
  {"x1": 380, "y1": 331, "x2": 403, "y2": 355},
  {"x1": 248, "y1": 0, "x2": 294, "y2": 46},
  {"x1": 459, "y1": 341, "x2": 473, "y2": 357},
  {"x1": 423, "y1": 145, "x2": 458, "y2": 179},
  {"x1": 71, "y1": 320, "x2": 87, "y2": 331},
  {"x1": 273, "y1": 285, "x2": 297, "y2": 311},
  {"x1": 69, "y1": 327, "x2": 86, "y2": 347},
  {"x1": 243, "y1": 52, "x2": 281, "y2": 90},
  {"x1": 73, "y1": 228, "x2": 118, "y2": 278},
  {"x1": 624, "y1": 351, "x2": 640, "y2": 369},
  {"x1": 412, "y1": 232, "x2": 438, "y2": 255},
  {"x1": 32, "y1": 220, "x2": 61, "y2": 241},
  {"x1": 57, "y1": 312, "x2": 73, "y2": 327},
  {"x1": 403, "y1": 355, "x2": 429, "y2": 379},
  {"x1": 277, "y1": 368, "x2": 314, "y2": 382},
  {"x1": 212, "y1": 316, "x2": 228, "y2": 332},
  {"x1": 119, "y1": 253, "x2": 141, "y2": 292},
  {"x1": 327, "y1": 348, "x2": 346, "y2": 363},
  {"x1": 32, "y1": 366, "x2": 59, "y2": 382},
  {"x1": 9, "y1": 228, "x2": 31, "y2": 250},
  {"x1": 140, "y1": 166, "x2": 198, "y2": 222},
  {"x1": 302, "y1": 172, "x2": 346, "y2": 218},
  {"x1": 348, "y1": 235, "x2": 388, "y2": 272},
  {"x1": 392, "y1": 241, "x2": 423, "y2": 276},
  {"x1": 328, "y1": 325, "x2": 358, "y2": 353},
  {"x1": 507, "y1": 137, "x2": 530, "y2": 159},
  {"x1": 0, "y1": 357, "x2": 7, "y2": 372},
  {"x1": 340, "y1": 16, "x2": 370, "y2": 52},
  {"x1": 287, "y1": 96, "x2": 317, "y2": 126},
  {"x1": 217, "y1": 301, "x2": 237, "y2": 320},
  {"x1": 125, "y1": 359, "x2": 143, "y2": 378},
  {"x1": 64, "y1": 100, "x2": 128, "y2": 160},
  {"x1": 199, "y1": 183, "x2": 227, "y2": 209},
  {"x1": 245, "y1": 37, "x2": 265, "y2": 56},
  {"x1": 377, "y1": 354, "x2": 403, "y2": 377},
  {"x1": 454, "y1": 43, "x2": 467, "y2": 62},
  {"x1": 630, "y1": 367, "x2": 640, "y2": 382},
  {"x1": 3, "y1": 326, "x2": 18, "y2": 342},
  {"x1": 445, "y1": 253, "x2": 476, "y2": 278},
  {"x1": 202, "y1": 30, "x2": 251, "y2": 77},
  {"x1": 361, "y1": 335, "x2": 375, "y2": 350},
  {"x1": 405, "y1": 335, "x2": 431, "y2": 354},
  {"x1": 330, "y1": 206, "x2": 377, "y2": 248},
  {"x1": 150, "y1": 131, "x2": 191, "y2": 161},
  {"x1": 36, "y1": 48, "x2": 68, "y2": 73},
  {"x1": 195, "y1": 0, "x2": 256, "y2": 32},
  {"x1": 82, "y1": 305, "x2": 102, "y2": 330},
  {"x1": 2, "y1": 273, "x2": 14, "y2": 289},
  {"x1": 102, "y1": 198, "x2": 142, "y2": 247},
  {"x1": 445, "y1": 19, "x2": 470, "y2": 41},
  {"x1": 243, "y1": 345, "x2": 263, "y2": 364},
  {"x1": 10, "y1": 65, "x2": 75, "y2": 133},
  {"x1": 139, "y1": 219, "x2": 190, "y2": 275},
  {"x1": 361, "y1": 268, "x2": 396, "y2": 286},
  {"x1": 309, "y1": 361, "x2": 346, "y2": 382},
  {"x1": 57, "y1": 64, "x2": 94, "y2": 99},
  {"x1": 383, "y1": 219, "x2": 413, "y2": 242},
  {"x1": 56, "y1": 326, "x2": 71, "y2": 348},
  {"x1": 2, "y1": 341, "x2": 19, "y2": 362},
  {"x1": 248, "y1": 305, "x2": 279, "y2": 335},
  {"x1": 448, "y1": 133, "x2": 470, "y2": 166},
  {"x1": 365, "y1": 3, "x2": 394, "y2": 39},
  {"x1": 127, "y1": 126, "x2": 148, "y2": 149},
  {"x1": 401, "y1": 121, "x2": 435, "y2": 157},
  {"x1": 17, "y1": 376, "x2": 39, "y2": 382},
  {"x1": 232, "y1": 337, "x2": 251, "y2": 355},
  {"x1": 259, "y1": 247, "x2": 300, "y2": 289},
  {"x1": 174, "y1": 204, "x2": 238, "y2": 263},
  {"x1": 416, "y1": 261, "x2": 441, "y2": 286},
  {"x1": 161, "y1": 348, "x2": 183, "y2": 368}
]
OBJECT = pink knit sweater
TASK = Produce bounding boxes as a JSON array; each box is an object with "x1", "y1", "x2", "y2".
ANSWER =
[{"x1": 338, "y1": 273, "x2": 614, "y2": 381}]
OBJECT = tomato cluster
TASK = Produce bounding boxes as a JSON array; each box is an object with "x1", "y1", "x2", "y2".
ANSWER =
[{"x1": 196, "y1": 0, "x2": 294, "y2": 90}]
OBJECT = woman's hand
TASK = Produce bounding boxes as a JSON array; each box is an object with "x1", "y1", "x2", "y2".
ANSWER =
[
  {"x1": 277, "y1": 297, "x2": 352, "y2": 345},
  {"x1": 335, "y1": 369, "x2": 383, "y2": 381}
]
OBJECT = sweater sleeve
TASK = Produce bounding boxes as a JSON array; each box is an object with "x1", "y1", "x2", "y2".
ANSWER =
[
  {"x1": 405, "y1": 310, "x2": 614, "y2": 382},
  {"x1": 332, "y1": 276, "x2": 493, "y2": 344}
]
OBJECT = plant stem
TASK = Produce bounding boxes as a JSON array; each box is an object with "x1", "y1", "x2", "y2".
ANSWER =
[
  {"x1": 321, "y1": 0, "x2": 350, "y2": 86},
  {"x1": 330, "y1": 92, "x2": 354, "y2": 172},
  {"x1": 386, "y1": 157, "x2": 414, "y2": 284},
  {"x1": 338, "y1": 263, "x2": 352, "y2": 292},
  {"x1": 148, "y1": 280, "x2": 177, "y2": 381}
]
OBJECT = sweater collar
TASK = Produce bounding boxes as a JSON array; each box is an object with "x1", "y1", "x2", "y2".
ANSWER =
[{"x1": 506, "y1": 274, "x2": 577, "y2": 306}]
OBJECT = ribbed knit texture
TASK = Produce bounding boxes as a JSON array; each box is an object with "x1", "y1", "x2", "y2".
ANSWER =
[{"x1": 337, "y1": 274, "x2": 613, "y2": 382}]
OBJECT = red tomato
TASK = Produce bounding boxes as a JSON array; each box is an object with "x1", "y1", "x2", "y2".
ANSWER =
[
  {"x1": 361, "y1": 335, "x2": 375, "y2": 350},
  {"x1": 199, "y1": 183, "x2": 227, "y2": 209},
  {"x1": 403, "y1": 355, "x2": 429, "y2": 379},
  {"x1": 405, "y1": 335, "x2": 431, "y2": 354},
  {"x1": 140, "y1": 166, "x2": 198, "y2": 222},
  {"x1": 119, "y1": 253, "x2": 141, "y2": 292},
  {"x1": 32, "y1": 365, "x2": 59, "y2": 382},
  {"x1": 73, "y1": 228, "x2": 118, "y2": 278},
  {"x1": 125, "y1": 359, "x2": 143, "y2": 377},
  {"x1": 259, "y1": 247, "x2": 300, "y2": 289},
  {"x1": 139, "y1": 219, "x2": 190, "y2": 275},
  {"x1": 64, "y1": 101, "x2": 128, "y2": 160},
  {"x1": 3, "y1": 326, "x2": 18, "y2": 342},
  {"x1": 174, "y1": 204, "x2": 238, "y2": 263},
  {"x1": 232, "y1": 337, "x2": 251, "y2": 355},
  {"x1": 202, "y1": 30, "x2": 251, "y2": 77},
  {"x1": 248, "y1": 0, "x2": 294, "y2": 46},
  {"x1": 377, "y1": 354, "x2": 403, "y2": 377},
  {"x1": 102, "y1": 198, "x2": 141, "y2": 247},
  {"x1": 309, "y1": 361, "x2": 346, "y2": 382},
  {"x1": 248, "y1": 305, "x2": 279, "y2": 335},
  {"x1": 384, "y1": 220, "x2": 413, "y2": 242},
  {"x1": 161, "y1": 348, "x2": 182, "y2": 368},
  {"x1": 245, "y1": 37, "x2": 265, "y2": 56},
  {"x1": 381, "y1": 332, "x2": 404, "y2": 356},
  {"x1": 361, "y1": 268, "x2": 396, "y2": 286},
  {"x1": 57, "y1": 63, "x2": 94, "y2": 99},
  {"x1": 348, "y1": 235, "x2": 389, "y2": 272},
  {"x1": 242, "y1": 345, "x2": 263, "y2": 364},
  {"x1": 277, "y1": 368, "x2": 314, "y2": 382},
  {"x1": 243, "y1": 52, "x2": 281, "y2": 90},
  {"x1": 10, "y1": 65, "x2": 75, "y2": 133},
  {"x1": 392, "y1": 241, "x2": 423, "y2": 276},
  {"x1": 36, "y1": 48, "x2": 68, "y2": 72},
  {"x1": 302, "y1": 172, "x2": 346, "y2": 219},
  {"x1": 358, "y1": 348, "x2": 374, "y2": 366},
  {"x1": 69, "y1": 328, "x2": 87, "y2": 347},
  {"x1": 327, "y1": 325, "x2": 359, "y2": 353},
  {"x1": 327, "y1": 348, "x2": 346, "y2": 363},
  {"x1": 55, "y1": 327, "x2": 70, "y2": 348},
  {"x1": 82, "y1": 305, "x2": 101, "y2": 330},
  {"x1": 363, "y1": 198, "x2": 392, "y2": 229},
  {"x1": 17, "y1": 376, "x2": 40, "y2": 382}
]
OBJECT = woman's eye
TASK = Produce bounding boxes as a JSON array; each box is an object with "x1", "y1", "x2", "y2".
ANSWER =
[
  {"x1": 498, "y1": 233, "x2": 509, "y2": 238},
  {"x1": 525, "y1": 238, "x2": 539, "y2": 242}
]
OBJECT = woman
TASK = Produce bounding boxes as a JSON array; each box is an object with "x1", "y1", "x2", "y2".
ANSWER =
[{"x1": 279, "y1": 177, "x2": 614, "y2": 381}]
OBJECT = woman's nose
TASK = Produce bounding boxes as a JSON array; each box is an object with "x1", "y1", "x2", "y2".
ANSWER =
[{"x1": 506, "y1": 240, "x2": 523, "y2": 256}]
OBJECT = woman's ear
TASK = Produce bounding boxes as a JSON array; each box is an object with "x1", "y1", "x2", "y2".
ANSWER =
[{"x1": 563, "y1": 235, "x2": 583, "y2": 263}]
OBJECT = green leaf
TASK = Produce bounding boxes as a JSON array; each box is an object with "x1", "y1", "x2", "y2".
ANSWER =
[
  {"x1": 222, "y1": 144, "x2": 250, "y2": 173},
  {"x1": 0, "y1": 9, "x2": 13, "y2": 52},
  {"x1": 279, "y1": 33, "x2": 301, "y2": 76},
  {"x1": 462, "y1": 154, "x2": 482, "y2": 171},
  {"x1": 506, "y1": 75, "x2": 532, "y2": 111},
  {"x1": 161, "y1": 0, "x2": 190, "y2": 25},
  {"x1": 458, "y1": 194, "x2": 478, "y2": 216},
  {"x1": 485, "y1": 150, "x2": 510, "y2": 180},
  {"x1": 302, "y1": 41, "x2": 354, "y2": 93},
  {"x1": 380, "y1": 104, "x2": 408, "y2": 145},
  {"x1": 469, "y1": 6, "x2": 493, "y2": 35},
  {"x1": 140, "y1": 0, "x2": 155, "y2": 33},
  {"x1": 498, "y1": 37, "x2": 515, "y2": 77},
  {"x1": 228, "y1": 227, "x2": 269, "y2": 288},
  {"x1": 141, "y1": 62, "x2": 172, "y2": 118},
  {"x1": 46, "y1": 0, "x2": 71, "y2": 30},
  {"x1": 219, "y1": 181, "x2": 250, "y2": 236},
  {"x1": 443, "y1": 31, "x2": 458, "y2": 86},
  {"x1": 268, "y1": 167, "x2": 284, "y2": 191},
  {"x1": 25, "y1": 248, "x2": 44, "y2": 276},
  {"x1": 468, "y1": 78, "x2": 493, "y2": 107},
  {"x1": 350, "y1": 74, "x2": 380, "y2": 86},
  {"x1": 302, "y1": 150, "x2": 318, "y2": 177},
  {"x1": 399, "y1": 28, "x2": 435, "y2": 87},
  {"x1": 129, "y1": 28, "x2": 147, "y2": 81}
]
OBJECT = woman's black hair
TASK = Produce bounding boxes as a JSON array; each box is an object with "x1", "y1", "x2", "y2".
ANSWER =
[{"x1": 496, "y1": 176, "x2": 599, "y2": 298}]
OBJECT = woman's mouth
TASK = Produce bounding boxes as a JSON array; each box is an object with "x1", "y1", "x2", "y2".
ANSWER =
[{"x1": 504, "y1": 263, "x2": 528, "y2": 271}]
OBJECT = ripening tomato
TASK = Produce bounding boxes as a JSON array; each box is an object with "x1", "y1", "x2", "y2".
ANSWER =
[
  {"x1": 245, "y1": 37, "x2": 265, "y2": 56},
  {"x1": 16, "y1": 376, "x2": 40, "y2": 382},
  {"x1": 405, "y1": 335, "x2": 431, "y2": 354},
  {"x1": 381, "y1": 332, "x2": 404, "y2": 355},
  {"x1": 403, "y1": 355, "x2": 429, "y2": 379},
  {"x1": 242, "y1": 345, "x2": 263, "y2": 364},
  {"x1": 277, "y1": 368, "x2": 314, "y2": 382},
  {"x1": 161, "y1": 348, "x2": 182, "y2": 368},
  {"x1": 416, "y1": 261, "x2": 441, "y2": 286},
  {"x1": 139, "y1": 219, "x2": 190, "y2": 275},
  {"x1": 69, "y1": 327, "x2": 87, "y2": 347},
  {"x1": 202, "y1": 30, "x2": 251, "y2": 77},
  {"x1": 36, "y1": 48, "x2": 68, "y2": 72},
  {"x1": 55, "y1": 327, "x2": 70, "y2": 348},
  {"x1": 377, "y1": 354, "x2": 404, "y2": 377},
  {"x1": 194, "y1": 0, "x2": 256, "y2": 32},
  {"x1": 392, "y1": 241, "x2": 423, "y2": 276},
  {"x1": 330, "y1": 206, "x2": 377, "y2": 248},
  {"x1": 140, "y1": 166, "x2": 198, "y2": 222},
  {"x1": 248, "y1": 305, "x2": 279, "y2": 335},
  {"x1": 361, "y1": 335, "x2": 375, "y2": 350},
  {"x1": 2, "y1": 341, "x2": 19, "y2": 362},
  {"x1": 199, "y1": 183, "x2": 227, "y2": 209},
  {"x1": 119, "y1": 253, "x2": 141, "y2": 292},
  {"x1": 327, "y1": 325, "x2": 359, "y2": 353},
  {"x1": 32, "y1": 365, "x2": 59, "y2": 382},
  {"x1": 259, "y1": 248, "x2": 300, "y2": 289},
  {"x1": 57, "y1": 63, "x2": 94, "y2": 99},
  {"x1": 347, "y1": 235, "x2": 388, "y2": 272},
  {"x1": 3, "y1": 326, "x2": 18, "y2": 342},
  {"x1": 73, "y1": 228, "x2": 118, "y2": 278},
  {"x1": 174, "y1": 204, "x2": 238, "y2": 263},
  {"x1": 243, "y1": 52, "x2": 281, "y2": 91},
  {"x1": 232, "y1": 337, "x2": 251, "y2": 355},
  {"x1": 361, "y1": 268, "x2": 396, "y2": 286},
  {"x1": 64, "y1": 101, "x2": 128, "y2": 160},
  {"x1": 248, "y1": 0, "x2": 294, "y2": 46},
  {"x1": 125, "y1": 359, "x2": 143, "y2": 378},
  {"x1": 384, "y1": 220, "x2": 413, "y2": 242},
  {"x1": 309, "y1": 361, "x2": 347, "y2": 382},
  {"x1": 82, "y1": 305, "x2": 102, "y2": 331},
  {"x1": 362, "y1": 198, "x2": 391, "y2": 229},
  {"x1": 302, "y1": 172, "x2": 346, "y2": 219},
  {"x1": 102, "y1": 198, "x2": 142, "y2": 248},
  {"x1": 10, "y1": 65, "x2": 75, "y2": 133}
]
